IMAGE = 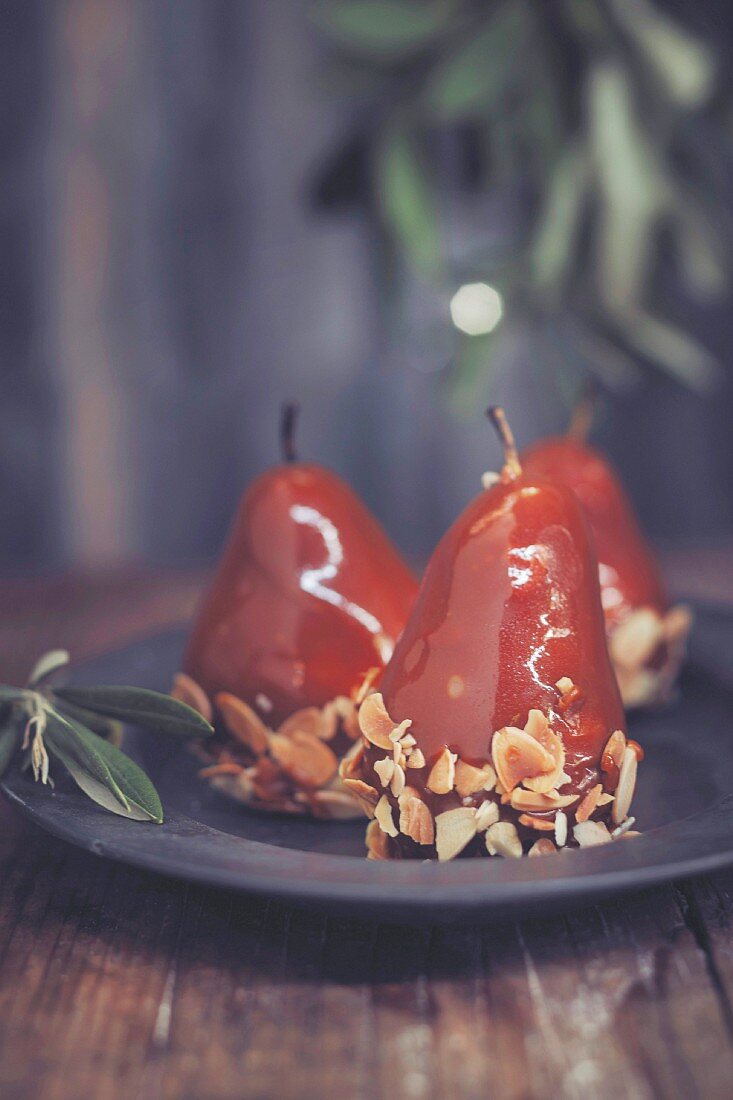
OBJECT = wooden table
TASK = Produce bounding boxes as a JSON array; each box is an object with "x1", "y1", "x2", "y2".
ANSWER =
[{"x1": 2, "y1": 562, "x2": 733, "y2": 1100}]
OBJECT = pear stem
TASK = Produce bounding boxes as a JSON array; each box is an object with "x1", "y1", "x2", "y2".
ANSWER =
[
  {"x1": 487, "y1": 406, "x2": 522, "y2": 480},
  {"x1": 567, "y1": 379, "x2": 597, "y2": 441},
  {"x1": 280, "y1": 401, "x2": 300, "y2": 463}
]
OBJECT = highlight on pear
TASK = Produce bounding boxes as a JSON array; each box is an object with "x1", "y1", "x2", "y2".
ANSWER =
[
  {"x1": 343, "y1": 408, "x2": 642, "y2": 860},
  {"x1": 172, "y1": 404, "x2": 419, "y2": 819},
  {"x1": 522, "y1": 396, "x2": 691, "y2": 708}
]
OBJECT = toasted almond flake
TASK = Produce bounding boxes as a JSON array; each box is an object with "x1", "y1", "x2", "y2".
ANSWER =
[
  {"x1": 268, "y1": 731, "x2": 338, "y2": 789},
  {"x1": 279, "y1": 706, "x2": 327, "y2": 741},
  {"x1": 399, "y1": 795, "x2": 435, "y2": 846},
  {"x1": 597, "y1": 792, "x2": 615, "y2": 806},
  {"x1": 198, "y1": 761, "x2": 244, "y2": 778},
  {"x1": 524, "y1": 708, "x2": 549, "y2": 739},
  {"x1": 486, "y1": 821, "x2": 522, "y2": 858},
  {"x1": 612, "y1": 746, "x2": 638, "y2": 824},
  {"x1": 610, "y1": 608, "x2": 664, "y2": 671},
  {"x1": 529, "y1": 838, "x2": 557, "y2": 857},
  {"x1": 359, "y1": 693, "x2": 397, "y2": 749},
  {"x1": 342, "y1": 776, "x2": 379, "y2": 817},
  {"x1": 521, "y1": 710, "x2": 567, "y2": 794},
  {"x1": 491, "y1": 727, "x2": 556, "y2": 794},
  {"x1": 401, "y1": 733, "x2": 417, "y2": 749},
  {"x1": 555, "y1": 676, "x2": 574, "y2": 695},
  {"x1": 338, "y1": 739, "x2": 365, "y2": 781},
  {"x1": 435, "y1": 807, "x2": 478, "y2": 861},
  {"x1": 575, "y1": 783, "x2": 603, "y2": 823},
  {"x1": 555, "y1": 811, "x2": 568, "y2": 847},
  {"x1": 172, "y1": 672, "x2": 213, "y2": 723},
  {"x1": 323, "y1": 695, "x2": 361, "y2": 741},
  {"x1": 619, "y1": 829, "x2": 641, "y2": 840},
  {"x1": 426, "y1": 747, "x2": 458, "y2": 795},
  {"x1": 365, "y1": 818, "x2": 391, "y2": 860},
  {"x1": 482, "y1": 470, "x2": 500, "y2": 490},
  {"x1": 373, "y1": 757, "x2": 395, "y2": 788},
  {"x1": 573, "y1": 820, "x2": 612, "y2": 847},
  {"x1": 374, "y1": 794, "x2": 398, "y2": 837},
  {"x1": 215, "y1": 693, "x2": 270, "y2": 755},
  {"x1": 474, "y1": 800, "x2": 500, "y2": 832},
  {"x1": 390, "y1": 762, "x2": 406, "y2": 798},
  {"x1": 663, "y1": 604, "x2": 692, "y2": 644},
  {"x1": 354, "y1": 667, "x2": 381, "y2": 706},
  {"x1": 518, "y1": 813, "x2": 555, "y2": 832},
  {"x1": 611, "y1": 816, "x2": 636, "y2": 839},
  {"x1": 510, "y1": 788, "x2": 578, "y2": 813},
  {"x1": 601, "y1": 729, "x2": 626, "y2": 790},
  {"x1": 311, "y1": 790, "x2": 364, "y2": 819},
  {"x1": 389, "y1": 719, "x2": 413, "y2": 743},
  {"x1": 455, "y1": 760, "x2": 496, "y2": 798},
  {"x1": 406, "y1": 748, "x2": 426, "y2": 769}
]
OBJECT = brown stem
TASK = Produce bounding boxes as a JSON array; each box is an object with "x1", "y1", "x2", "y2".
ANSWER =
[
  {"x1": 567, "y1": 378, "x2": 597, "y2": 441},
  {"x1": 280, "y1": 402, "x2": 300, "y2": 463},
  {"x1": 487, "y1": 406, "x2": 522, "y2": 480}
]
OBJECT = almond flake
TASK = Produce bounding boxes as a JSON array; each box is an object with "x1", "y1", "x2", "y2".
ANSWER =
[
  {"x1": 390, "y1": 762, "x2": 406, "y2": 798},
  {"x1": 575, "y1": 783, "x2": 603, "y2": 823},
  {"x1": 171, "y1": 672, "x2": 213, "y2": 723},
  {"x1": 518, "y1": 813, "x2": 555, "y2": 832},
  {"x1": 491, "y1": 727, "x2": 556, "y2": 794},
  {"x1": 322, "y1": 696, "x2": 358, "y2": 741},
  {"x1": 510, "y1": 788, "x2": 578, "y2": 813},
  {"x1": 406, "y1": 748, "x2": 426, "y2": 769},
  {"x1": 521, "y1": 711, "x2": 566, "y2": 794},
  {"x1": 486, "y1": 821, "x2": 522, "y2": 858},
  {"x1": 435, "y1": 807, "x2": 478, "y2": 861},
  {"x1": 573, "y1": 820, "x2": 612, "y2": 847},
  {"x1": 359, "y1": 693, "x2": 398, "y2": 750},
  {"x1": 311, "y1": 790, "x2": 364, "y2": 819},
  {"x1": 601, "y1": 729, "x2": 626, "y2": 791},
  {"x1": 426, "y1": 747, "x2": 458, "y2": 795},
  {"x1": 215, "y1": 693, "x2": 270, "y2": 755},
  {"x1": 455, "y1": 760, "x2": 496, "y2": 797},
  {"x1": 338, "y1": 739, "x2": 365, "y2": 781},
  {"x1": 474, "y1": 800, "x2": 499, "y2": 832},
  {"x1": 279, "y1": 706, "x2": 328, "y2": 741},
  {"x1": 373, "y1": 757, "x2": 395, "y2": 788},
  {"x1": 365, "y1": 818, "x2": 391, "y2": 860},
  {"x1": 663, "y1": 604, "x2": 692, "y2": 644},
  {"x1": 612, "y1": 746, "x2": 638, "y2": 824},
  {"x1": 399, "y1": 795, "x2": 434, "y2": 846},
  {"x1": 341, "y1": 776, "x2": 379, "y2": 816},
  {"x1": 555, "y1": 677, "x2": 574, "y2": 695},
  {"x1": 354, "y1": 667, "x2": 381, "y2": 706},
  {"x1": 268, "y1": 731, "x2": 338, "y2": 789},
  {"x1": 555, "y1": 811, "x2": 568, "y2": 847},
  {"x1": 482, "y1": 470, "x2": 500, "y2": 490},
  {"x1": 374, "y1": 794, "x2": 398, "y2": 837},
  {"x1": 609, "y1": 608, "x2": 663, "y2": 672},
  {"x1": 529, "y1": 838, "x2": 557, "y2": 857},
  {"x1": 611, "y1": 816, "x2": 636, "y2": 839}
]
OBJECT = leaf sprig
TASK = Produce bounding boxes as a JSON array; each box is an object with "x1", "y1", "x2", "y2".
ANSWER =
[{"x1": 0, "y1": 651, "x2": 213, "y2": 824}]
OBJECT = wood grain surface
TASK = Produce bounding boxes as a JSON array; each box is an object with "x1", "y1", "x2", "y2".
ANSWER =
[{"x1": 2, "y1": 564, "x2": 733, "y2": 1100}]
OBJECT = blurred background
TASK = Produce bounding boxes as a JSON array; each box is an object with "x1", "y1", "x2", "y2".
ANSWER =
[{"x1": 2, "y1": 0, "x2": 733, "y2": 575}]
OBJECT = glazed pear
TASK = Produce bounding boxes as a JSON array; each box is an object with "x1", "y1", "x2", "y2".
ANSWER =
[
  {"x1": 176, "y1": 405, "x2": 418, "y2": 818},
  {"x1": 522, "y1": 410, "x2": 690, "y2": 708},
  {"x1": 342, "y1": 409, "x2": 640, "y2": 860}
]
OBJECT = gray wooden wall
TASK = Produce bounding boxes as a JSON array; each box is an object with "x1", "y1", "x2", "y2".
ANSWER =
[{"x1": 2, "y1": 0, "x2": 732, "y2": 574}]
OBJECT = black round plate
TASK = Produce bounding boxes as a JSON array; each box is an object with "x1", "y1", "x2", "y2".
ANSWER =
[{"x1": 3, "y1": 603, "x2": 733, "y2": 922}]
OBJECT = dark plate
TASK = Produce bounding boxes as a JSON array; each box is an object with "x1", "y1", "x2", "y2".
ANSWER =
[{"x1": 3, "y1": 603, "x2": 733, "y2": 922}]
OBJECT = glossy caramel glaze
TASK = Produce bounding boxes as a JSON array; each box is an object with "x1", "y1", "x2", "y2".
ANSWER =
[
  {"x1": 522, "y1": 437, "x2": 667, "y2": 630},
  {"x1": 380, "y1": 473, "x2": 626, "y2": 796},
  {"x1": 184, "y1": 464, "x2": 418, "y2": 727}
]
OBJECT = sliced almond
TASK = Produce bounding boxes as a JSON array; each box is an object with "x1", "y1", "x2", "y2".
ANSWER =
[
  {"x1": 575, "y1": 783, "x2": 603, "y2": 823},
  {"x1": 373, "y1": 757, "x2": 395, "y2": 788},
  {"x1": 474, "y1": 800, "x2": 499, "y2": 832},
  {"x1": 426, "y1": 747, "x2": 458, "y2": 795},
  {"x1": 522, "y1": 710, "x2": 567, "y2": 794},
  {"x1": 358, "y1": 692, "x2": 397, "y2": 750},
  {"x1": 510, "y1": 788, "x2": 578, "y2": 813},
  {"x1": 323, "y1": 695, "x2": 360, "y2": 741},
  {"x1": 555, "y1": 810, "x2": 568, "y2": 847},
  {"x1": 311, "y1": 790, "x2": 364, "y2": 819},
  {"x1": 555, "y1": 676, "x2": 574, "y2": 695},
  {"x1": 171, "y1": 672, "x2": 213, "y2": 723},
  {"x1": 611, "y1": 815, "x2": 637, "y2": 839},
  {"x1": 268, "y1": 731, "x2": 338, "y2": 789},
  {"x1": 399, "y1": 795, "x2": 435, "y2": 846},
  {"x1": 374, "y1": 794, "x2": 398, "y2": 837},
  {"x1": 455, "y1": 760, "x2": 496, "y2": 798},
  {"x1": 338, "y1": 739, "x2": 365, "y2": 781},
  {"x1": 406, "y1": 748, "x2": 426, "y2": 769},
  {"x1": 601, "y1": 729, "x2": 626, "y2": 790},
  {"x1": 486, "y1": 821, "x2": 522, "y2": 858},
  {"x1": 215, "y1": 693, "x2": 270, "y2": 755},
  {"x1": 435, "y1": 807, "x2": 478, "y2": 861},
  {"x1": 365, "y1": 818, "x2": 391, "y2": 860},
  {"x1": 491, "y1": 727, "x2": 556, "y2": 794},
  {"x1": 612, "y1": 745, "x2": 638, "y2": 824},
  {"x1": 341, "y1": 776, "x2": 379, "y2": 817},
  {"x1": 609, "y1": 607, "x2": 664, "y2": 671},
  {"x1": 663, "y1": 604, "x2": 692, "y2": 645},
  {"x1": 573, "y1": 820, "x2": 612, "y2": 847},
  {"x1": 518, "y1": 813, "x2": 555, "y2": 832},
  {"x1": 390, "y1": 762, "x2": 406, "y2": 798},
  {"x1": 198, "y1": 761, "x2": 244, "y2": 778},
  {"x1": 278, "y1": 706, "x2": 327, "y2": 741},
  {"x1": 529, "y1": 838, "x2": 557, "y2": 857},
  {"x1": 355, "y1": 667, "x2": 381, "y2": 706}
]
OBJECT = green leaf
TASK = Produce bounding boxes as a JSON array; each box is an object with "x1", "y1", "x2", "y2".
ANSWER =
[
  {"x1": 48, "y1": 739, "x2": 161, "y2": 823},
  {"x1": 49, "y1": 695, "x2": 125, "y2": 744},
  {"x1": 311, "y1": 0, "x2": 457, "y2": 61},
  {"x1": 53, "y1": 686, "x2": 213, "y2": 739},
  {"x1": 424, "y1": 1, "x2": 528, "y2": 121},
  {"x1": 614, "y1": 310, "x2": 719, "y2": 391},
  {"x1": 27, "y1": 649, "x2": 70, "y2": 688},
  {"x1": 0, "y1": 723, "x2": 18, "y2": 780},
  {"x1": 44, "y1": 710, "x2": 130, "y2": 809},
  {"x1": 376, "y1": 122, "x2": 442, "y2": 277},
  {"x1": 530, "y1": 144, "x2": 590, "y2": 295}
]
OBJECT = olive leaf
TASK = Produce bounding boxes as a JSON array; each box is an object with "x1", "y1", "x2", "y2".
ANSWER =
[
  {"x1": 49, "y1": 695, "x2": 125, "y2": 744},
  {"x1": 376, "y1": 121, "x2": 442, "y2": 277},
  {"x1": 53, "y1": 686, "x2": 213, "y2": 739},
  {"x1": 26, "y1": 649, "x2": 70, "y2": 688},
  {"x1": 47, "y1": 738, "x2": 161, "y2": 823},
  {"x1": 312, "y1": 0, "x2": 457, "y2": 61},
  {"x1": 44, "y1": 710, "x2": 130, "y2": 809}
]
